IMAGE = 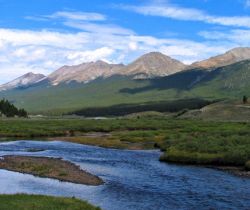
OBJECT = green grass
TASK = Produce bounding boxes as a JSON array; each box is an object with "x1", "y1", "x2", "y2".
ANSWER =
[
  {"x1": 157, "y1": 120, "x2": 250, "y2": 166},
  {"x1": 0, "y1": 194, "x2": 101, "y2": 210},
  {"x1": 0, "y1": 117, "x2": 167, "y2": 138},
  {"x1": 0, "y1": 117, "x2": 249, "y2": 168},
  {"x1": 181, "y1": 100, "x2": 250, "y2": 121}
]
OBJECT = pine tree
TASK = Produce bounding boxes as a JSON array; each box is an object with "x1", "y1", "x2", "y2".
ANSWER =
[{"x1": 0, "y1": 99, "x2": 28, "y2": 118}]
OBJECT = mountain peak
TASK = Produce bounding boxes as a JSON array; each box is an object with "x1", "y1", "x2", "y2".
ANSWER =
[
  {"x1": 190, "y1": 47, "x2": 250, "y2": 69},
  {"x1": 0, "y1": 72, "x2": 46, "y2": 91},
  {"x1": 23, "y1": 72, "x2": 45, "y2": 78},
  {"x1": 225, "y1": 47, "x2": 250, "y2": 59},
  {"x1": 137, "y1": 51, "x2": 173, "y2": 60},
  {"x1": 143, "y1": 51, "x2": 167, "y2": 56},
  {"x1": 94, "y1": 60, "x2": 108, "y2": 65},
  {"x1": 48, "y1": 60, "x2": 125, "y2": 85},
  {"x1": 120, "y1": 51, "x2": 186, "y2": 78},
  {"x1": 24, "y1": 72, "x2": 35, "y2": 76},
  {"x1": 227, "y1": 47, "x2": 250, "y2": 53}
]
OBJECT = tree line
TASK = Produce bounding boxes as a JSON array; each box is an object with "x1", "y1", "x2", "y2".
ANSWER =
[
  {"x1": 0, "y1": 99, "x2": 28, "y2": 118},
  {"x1": 70, "y1": 98, "x2": 213, "y2": 117}
]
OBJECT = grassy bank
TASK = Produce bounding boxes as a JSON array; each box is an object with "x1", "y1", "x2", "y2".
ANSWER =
[
  {"x1": 0, "y1": 156, "x2": 103, "y2": 185},
  {"x1": 0, "y1": 194, "x2": 101, "y2": 210},
  {"x1": 0, "y1": 117, "x2": 249, "y2": 172}
]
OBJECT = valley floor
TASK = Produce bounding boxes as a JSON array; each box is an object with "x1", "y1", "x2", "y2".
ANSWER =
[
  {"x1": 0, "y1": 116, "x2": 249, "y2": 177},
  {"x1": 0, "y1": 115, "x2": 249, "y2": 210}
]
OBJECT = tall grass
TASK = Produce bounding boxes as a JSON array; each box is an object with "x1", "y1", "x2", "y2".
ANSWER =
[{"x1": 0, "y1": 194, "x2": 101, "y2": 210}]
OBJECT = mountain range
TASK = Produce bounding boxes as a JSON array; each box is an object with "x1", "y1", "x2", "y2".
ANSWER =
[
  {"x1": 0, "y1": 51, "x2": 189, "y2": 91},
  {"x1": 0, "y1": 47, "x2": 250, "y2": 114},
  {"x1": 0, "y1": 73, "x2": 46, "y2": 91},
  {"x1": 1, "y1": 47, "x2": 250, "y2": 91}
]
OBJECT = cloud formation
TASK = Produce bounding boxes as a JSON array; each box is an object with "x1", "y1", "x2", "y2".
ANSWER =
[
  {"x1": 0, "y1": 6, "x2": 249, "y2": 84},
  {"x1": 121, "y1": 3, "x2": 250, "y2": 28},
  {"x1": 48, "y1": 11, "x2": 106, "y2": 21},
  {"x1": 0, "y1": 26, "x2": 234, "y2": 82},
  {"x1": 246, "y1": 0, "x2": 250, "y2": 7}
]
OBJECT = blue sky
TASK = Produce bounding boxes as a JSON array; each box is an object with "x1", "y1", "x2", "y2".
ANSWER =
[{"x1": 0, "y1": 0, "x2": 250, "y2": 83}]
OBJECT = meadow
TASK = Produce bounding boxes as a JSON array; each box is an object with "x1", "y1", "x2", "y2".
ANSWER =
[{"x1": 0, "y1": 117, "x2": 249, "y2": 170}]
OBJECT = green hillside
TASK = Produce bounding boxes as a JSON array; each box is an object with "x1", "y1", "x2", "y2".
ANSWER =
[
  {"x1": 180, "y1": 100, "x2": 250, "y2": 121},
  {"x1": 0, "y1": 76, "x2": 182, "y2": 114},
  {"x1": 191, "y1": 60, "x2": 250, "y2": 98},
  {"x1": 0, "y1": 60, "x2": 249, "y2": 114}
]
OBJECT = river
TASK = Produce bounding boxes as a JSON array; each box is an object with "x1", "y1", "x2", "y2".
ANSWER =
[{"x1": 0, "y1": 140, "x2": 249, "y2": 210}]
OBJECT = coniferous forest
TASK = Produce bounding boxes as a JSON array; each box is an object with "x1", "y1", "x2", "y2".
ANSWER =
[{"x1": 0, "y1": 99, "x2": 28, "y2": 118}]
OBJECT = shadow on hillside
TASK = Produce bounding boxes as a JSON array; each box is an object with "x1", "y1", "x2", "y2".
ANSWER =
[
  {"x1": 119, "y1": 69, "x2": 210, "y2": 94},
  {"x1": 120, "y1": 60, "x2": 250, "y2": 95}
]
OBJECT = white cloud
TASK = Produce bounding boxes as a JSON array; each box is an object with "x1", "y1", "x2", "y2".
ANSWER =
[
  {"x1": 0, "y1": 8, "x2": 249, "y2": 84},
  {"x1": 0, "y1": 63, "x2": 51, "y2": 82},
  {"x1": 246, "y1": 0, "x2": 250, "y2": 7},
  {"x1": 199, "y1": 29, "x2": 250, "y2": 45},
  {"x1": 0, "y1": 28, "x2": 90, "y2": 49},
  {"x1": 64, "y1": 21, "x2": 134, "y2": 35},
  {"x1": 121, "y1": 3, "x2": 250, "y2": 28},
  {"x1": 48, "y1": 11, "x2": 106, "y2": 21},
  {"x1": 128, "y1": 42, "x2": 138, "y2": 51},
  {"x1": 66, "y1": 47, "x2": 114, "y2": 64},
  {"x1": 0, "y1": 26, "x2": 239, "y2": 83}
]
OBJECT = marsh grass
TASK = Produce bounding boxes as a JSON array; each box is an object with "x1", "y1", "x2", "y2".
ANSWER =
[
  {"x1": 0, "y1": 194, "x2": 101, "y2": 210},
  {"x1": 0, "y1": 117, "x2": 249, "y2": 167}
]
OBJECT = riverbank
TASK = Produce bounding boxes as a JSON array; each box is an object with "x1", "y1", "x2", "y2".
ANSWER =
[
  {"x1": 0, "y1": 194, "x2": 101, "y2": 210},
  {"x1": 0, "y1": 141, "x2": 249, "y2": 210},
  {"x1": 0, "y1": 156, "x2": 103, "y2": 185},
  {"x1": 212, "y1": 166, "x2": 250, "y2": 178},
  {"x1": 0, "y1": 117, "x2": 249, "y2": 177},
  {"x1": 50, "y1": 132, "x2": 155, "y2": 150}
]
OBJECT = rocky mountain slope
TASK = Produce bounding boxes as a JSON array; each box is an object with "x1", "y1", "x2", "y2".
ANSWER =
[
  {"x1": 190, "y1": 47, "x2": 250, "y2": 69},
  {"x1": 48, "y1": 52, "x2": 187, "y2": 84},
  {"x1": 0, "y1": 72, "x2": 46, "y2": 91},
  {"x1": 120, "y1": 52, "x2": 186, "y2": 79},
  {"x1": 0, "y1": 52, "x2": 187, "y2": 90},
  {"x1": 48, "y1": 60, "x2": 125, "y2": 86},
  {"x1": 2, "y1": 47, "x2": 249, "y2": 91}
]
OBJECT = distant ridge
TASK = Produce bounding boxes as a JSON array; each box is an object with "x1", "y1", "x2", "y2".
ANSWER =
[
  {"x1": 0, "y1": 72, "x2": 46, "y2": 91},
  {"x1": 1, "y1": 47, "x2": 250, "y2": 91},
  {"x1": 0, "y1": 59, "x2": 250, "y2": 114},
  {"x1": 190, "y1": 47, "x2": 250, "y2": 69},
  {"x1": 0, "y1": 51, "x2": 187, "y2": 90},
  {"x1": 48, "y1": 60, "x2": 125, "y2": 86}
]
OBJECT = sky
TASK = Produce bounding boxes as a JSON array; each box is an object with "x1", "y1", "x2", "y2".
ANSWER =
[{"x1": 0, "y1": 0, "x2": 250, "y2": 83}]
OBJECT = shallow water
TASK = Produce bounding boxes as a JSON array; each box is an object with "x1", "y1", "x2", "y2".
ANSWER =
[{"x1": 0, "y1": 140, "x2": 249, "y2": 210}]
